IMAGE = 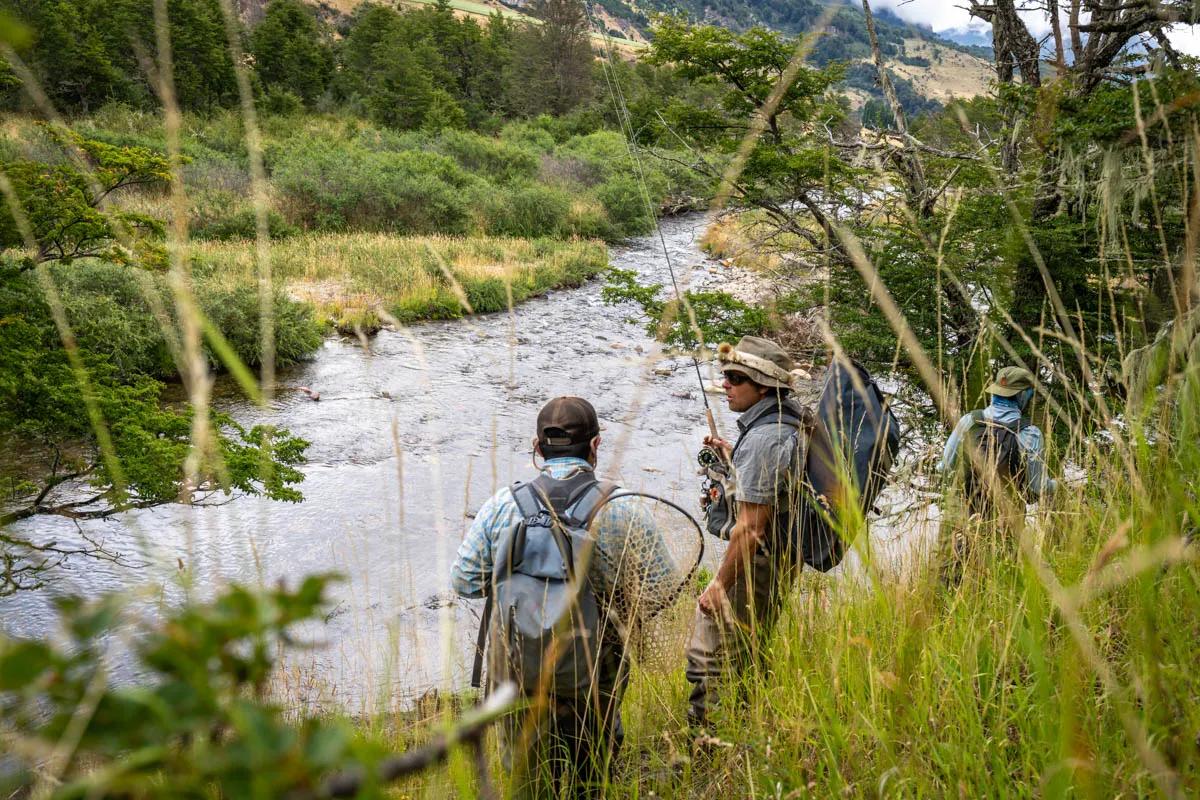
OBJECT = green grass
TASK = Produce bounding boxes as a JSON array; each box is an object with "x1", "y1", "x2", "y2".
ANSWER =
[
  {"x1": 388, "y1": 424, "x2": 1198, "y2": 798},
  {"x1": 188, "y1": 233, "x2": 608, "y2": 328}
]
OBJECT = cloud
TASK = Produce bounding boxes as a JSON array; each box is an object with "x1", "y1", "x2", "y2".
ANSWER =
[
  {"x1": 867, "y1": 2, "x2": 1200, "y2": 58},
  {"x1": 869, "y1": 0, "x2": 1051, "y2": 38},
  {"x1": 869, "y1": 0, "x2": 979, "y2": 34},
  {"x1": 1167, "y1": 24, "x2": 1200, "y2": 56}
]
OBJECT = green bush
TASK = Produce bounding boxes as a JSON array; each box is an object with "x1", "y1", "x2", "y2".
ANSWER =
[
  {"x1": 49, "y1": 262, "x2": 321, "y2": 380},
  {"x1": 54, "y1": 263, "x2": 177, "y2": 381},
  {"x1": 199, "y1": 284, "x2": 324, "y2": 371},
  {"x1": 595, "y1": 174, "x2": 655, "y2": 237},
  {"x1": 260, "y1": 86, "x2": 304, "y2": 117},
  {"x1": 481, "y1": 182, "x2": 571, "y2": 238},
  {"x1": 0, "y1": 577, "x2": 380, "y2": 797},
  {"x1": 499, "y1": 121, "x2": 556, "y2": 153},
  {"x1": 433, "y1": 129, "x2": 539, "y2": 183},
  {"x1": 558, "y1": 130, "x2": 632, "y2": 181},
  {"x1": 190, "y1": 204, "x2": 299, "y2": 241},
  {"x1": 272, "y1": 138, "x2": 480, "y2": 234}
]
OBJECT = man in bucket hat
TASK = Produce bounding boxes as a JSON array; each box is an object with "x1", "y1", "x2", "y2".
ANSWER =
[
  {"x1": 936, "y1": 366, "x2": 1058, "y2": 582},
  {"x1": 687, "y1": 335, "x2": 811, "y2": 728}
]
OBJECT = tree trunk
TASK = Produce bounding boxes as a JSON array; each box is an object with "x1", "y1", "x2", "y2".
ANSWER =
[
  {"x1": 1049, "y1": 0, "x2": 1067, "y2": 77},
  {"x1": 861, "y1": 0, "x2": 931, "y2": 216}
]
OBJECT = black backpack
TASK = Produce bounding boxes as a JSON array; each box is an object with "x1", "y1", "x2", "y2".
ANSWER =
[
  {"x1": 700, "y1": 360, "x2": 900, "y2": 572},
  {"x1": 798, "y1": 359, "x2": 901, "y2": 571},
  {"x1": 960, "y1": 410, "x2": 1028, "y2": 514}
]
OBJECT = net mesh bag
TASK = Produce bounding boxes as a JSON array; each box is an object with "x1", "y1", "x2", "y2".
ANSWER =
[{"x1": 590, "y1": 493, "x2": 707, "y2": 673}]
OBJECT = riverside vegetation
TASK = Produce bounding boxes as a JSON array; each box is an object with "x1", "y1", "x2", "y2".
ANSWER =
[{"x1": 2, "y1": 0, "x2": 1199, "y2": 797}]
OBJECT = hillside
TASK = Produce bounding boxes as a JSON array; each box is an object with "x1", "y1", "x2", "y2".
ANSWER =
[
  {"x1": 606, "y1": 0, "x2": 995, "y2": 111},
  {"x1": 278, "y1": 0, "x2": 994, "y2": 117}
]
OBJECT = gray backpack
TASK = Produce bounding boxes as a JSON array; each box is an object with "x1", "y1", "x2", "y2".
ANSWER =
[{"x1": 472, "y1": 471, "x2": 616, "y2": 698}]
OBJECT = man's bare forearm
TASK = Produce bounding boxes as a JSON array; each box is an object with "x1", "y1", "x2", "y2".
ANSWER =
[{"x1": 714, "y1": 503, "x2": 770, "y2": 589}]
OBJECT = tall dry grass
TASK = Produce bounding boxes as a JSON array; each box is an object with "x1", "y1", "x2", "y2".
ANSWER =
[{"x1": 188, "y1": 233, "x2": 607, "y2": 332}]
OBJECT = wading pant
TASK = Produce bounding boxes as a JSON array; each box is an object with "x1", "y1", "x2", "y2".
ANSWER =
[
  {"x1": 938, "y1": 490, "x2": 1026, "y2": 587},
  {"x1": 684, "y1": 549, "x2": 791, "y2": 727},
  {"x1": 497, "y1": 641, "x2": 628, "y2": 799}
]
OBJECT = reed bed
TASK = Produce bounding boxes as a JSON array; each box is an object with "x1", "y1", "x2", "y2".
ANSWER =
[{"x1": 189, "y1": 233, "x2": 608, "y2": 331}]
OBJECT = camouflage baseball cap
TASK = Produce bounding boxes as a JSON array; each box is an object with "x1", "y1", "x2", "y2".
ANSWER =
[{"x1": 986, "y1": 366, "x2": 1036, "y2": 398}]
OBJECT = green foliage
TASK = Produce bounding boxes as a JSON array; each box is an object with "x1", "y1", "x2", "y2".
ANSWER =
[
  {"x1": 190, "y1": 203, "x2": 299, "y2": 242},
  {"x1": 250, "y1": 0, "x2": 334, "y2": 107},
  {"x1": 480, "y1": 181, "x2": 571, "y2": 238},
  {"x1": 333, "y1": 1, "x2": 512, "y2": 130},
  {"x1": 0, "y1": 262, "x2": 316, "y2": 518},
  {"x1": 260, "y1": 86, "x2": 304, "y2": 116},
  {"x1": 596, "y1": 175, "x2": 655, "y2": 236},
  {"x1": 504, "y1": 0, "x2": 593, "y2": 116},
  {"x1": 2, "y1": 0, "x2": 238, "y2": 113},
  {"x1": 272, "y1": 137, "x2": 479, "y2": 234},
  {"x1": 199, "y1": 284, "x2": 324, "y2": 372},
  {"x1": 0, "y1": 127, "x2": 171, "y2": 268},
  {"x1": 423, "y1": 88, "x2": 468, "y2": 132},
  {"x1": 0, "y1": 576, "x2": 386, "y2": 798},
  {"x1": 433, "y1": 128, "x2": 540, "y2": 183},
  {"x1": 601, "y1": 267, "x2": 771, "y2": 347},
  {"x1": 647, "y1": 16, "x2": 849, "y2": 208}
]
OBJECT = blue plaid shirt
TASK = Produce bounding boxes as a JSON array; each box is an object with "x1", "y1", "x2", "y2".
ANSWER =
[{"x1": 451, "y1": 458, "x2": 675, "y2": 618}]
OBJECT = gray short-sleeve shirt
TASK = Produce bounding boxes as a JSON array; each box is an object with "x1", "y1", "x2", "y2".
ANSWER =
[{"x1": 730, "y1": 396, "x2": 805, "y2": 507}]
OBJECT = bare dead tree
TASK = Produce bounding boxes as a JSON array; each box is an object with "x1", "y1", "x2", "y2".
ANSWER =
[
  {"x1": 968, "y1": 1, "x2": 1043, "y2": 173},
  {"x1": 861, "y1": 0, "x2": 935, "y2": 217}
]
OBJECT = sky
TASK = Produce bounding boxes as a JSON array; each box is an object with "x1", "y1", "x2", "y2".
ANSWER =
[{"x1": 870, "y1": 0, "x2": 1200, "y2": 56}]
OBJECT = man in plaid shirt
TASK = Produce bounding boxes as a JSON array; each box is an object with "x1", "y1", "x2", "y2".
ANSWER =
[{"x1": 451, "y1": 397, "x2": 674, "y2": 796}]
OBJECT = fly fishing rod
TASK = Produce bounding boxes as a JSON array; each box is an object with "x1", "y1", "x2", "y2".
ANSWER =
[{"x1": 589, "y1": 19, "x2": 720, "y2": 442}]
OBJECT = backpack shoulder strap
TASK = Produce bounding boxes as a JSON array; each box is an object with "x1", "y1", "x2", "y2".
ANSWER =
[
  {"x1": 511, "y1": 480, "x2": 543, "y2": 521},
  {"x1": 566, "y1": 479, "x2": 618, "y2": 528}
]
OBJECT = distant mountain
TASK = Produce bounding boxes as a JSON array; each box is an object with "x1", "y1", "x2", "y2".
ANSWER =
[{"x1": 599, "y1": 0, "x2": 997, "y2": 115}]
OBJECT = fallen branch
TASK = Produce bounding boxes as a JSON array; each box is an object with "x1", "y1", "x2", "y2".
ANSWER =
[{"x1": 318, "y1": 682, "x2": 521, "y2": 799}]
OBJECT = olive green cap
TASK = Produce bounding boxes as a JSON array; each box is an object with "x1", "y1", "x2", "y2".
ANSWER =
[{"x1": 986, "y1": 366, "x2": 1036, "y2": 398}]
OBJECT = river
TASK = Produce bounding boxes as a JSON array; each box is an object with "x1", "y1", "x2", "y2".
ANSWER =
[{"x1": 0, "y1": 213, "x2": 938, "y2": 712}]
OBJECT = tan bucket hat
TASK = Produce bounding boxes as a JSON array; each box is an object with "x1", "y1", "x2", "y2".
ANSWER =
[
  {"x1": 986, "y1": 366, "x2": 1036, "y2": 397},
  {"x1": 717, "y1": 335, "x2": 805, "y2": 390}
]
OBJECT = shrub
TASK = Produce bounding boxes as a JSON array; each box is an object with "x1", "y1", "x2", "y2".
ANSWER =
[
  {"x1": 557, "y1": 131, "x2": 632, "y2": 180},
  {"x1": 190, "y1": 194, "x2": 299, "y2": 241},
  {"x1": 481, "y1": 182, "x2": 572, "y2": 238},
  {"x1": 595, "y1": 174, "x2": 655, "y2": 237},
  {"x1": 261, "y1": 86, "x2": 304, "y2": 116},
  {"x1": 433, "y1": 129, "x2": 539, "y2": 183},
  {"x1": 0, "y1": 578, "x2": 379, "y2": 797},
  {"x1": 199, "y1": 284, "x2": 324, "y2": 370},
  {"x1": 272, "y1": 138, "x2": 479, "y2": 234},
  {"x1": 422, "y1": 89, "x2": 467, "y2": 131},
  {"x1": 55, "y1": 262, "x2": 176, "y2": 381},
  {"x1": 51, "y1": 261, "x2": 321, "y2": 380},
  {"x1": 499, "y1": 121, "x2": 556, "y2": 153}
]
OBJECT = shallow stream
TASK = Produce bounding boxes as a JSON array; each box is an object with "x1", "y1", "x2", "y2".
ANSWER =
[
  {"x1": 1, "y1": 213, "x2": 938, "y2": 710},
  {"x1": 2, "y1": 215, "x2": 750, "y2": 708}
]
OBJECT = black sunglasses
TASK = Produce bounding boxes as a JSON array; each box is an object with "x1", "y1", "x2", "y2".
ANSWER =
[{"x1": 723, "y1": 371, "x2": 751, "y2": 386}]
